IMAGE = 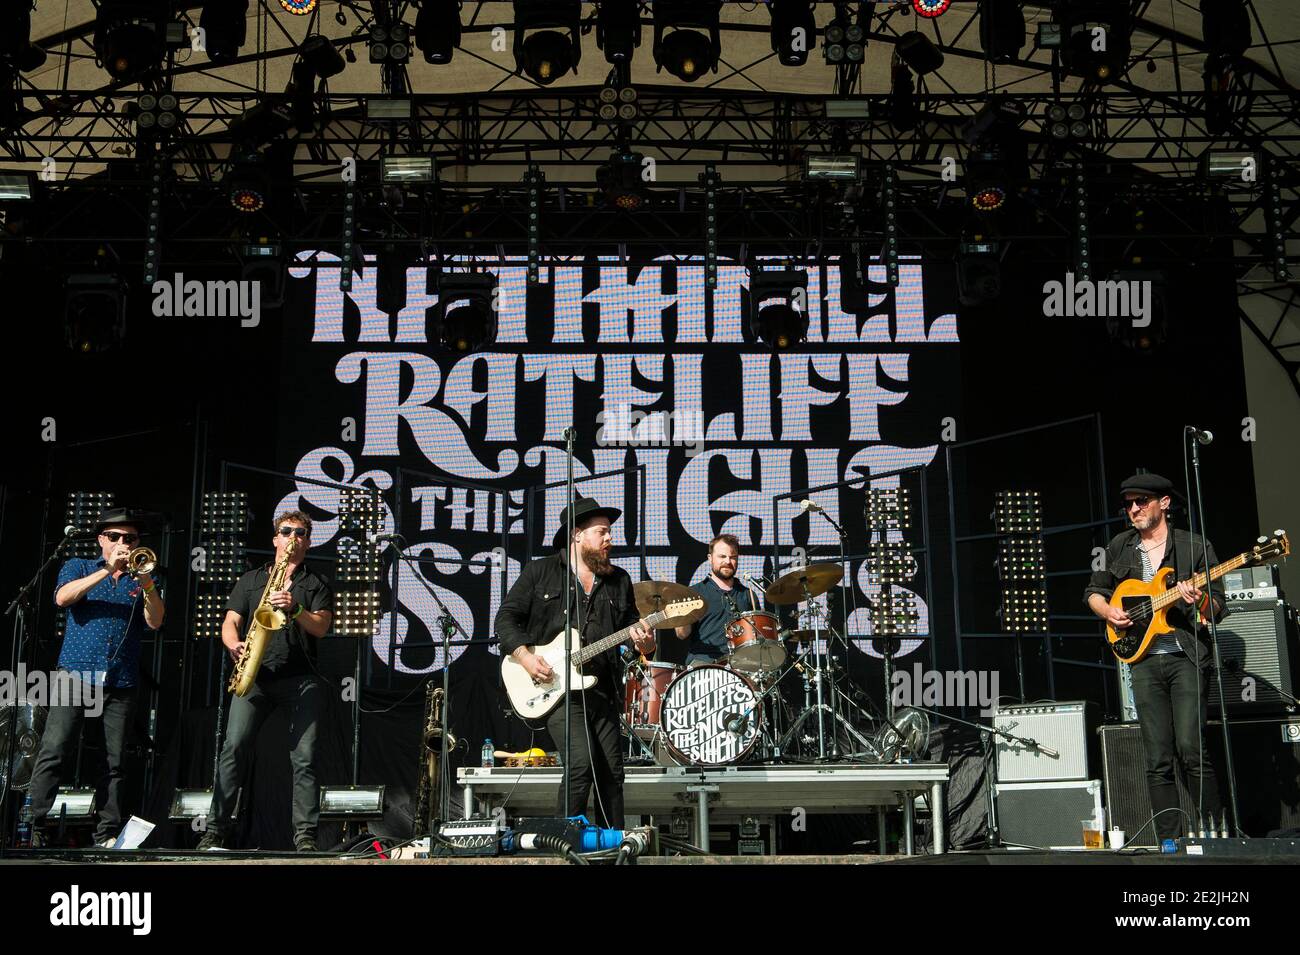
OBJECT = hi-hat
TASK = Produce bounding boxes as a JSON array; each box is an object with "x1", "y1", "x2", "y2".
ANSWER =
[
  {"x1": 634, "y1": 580, "x2": 705, "y2": 624},
  {"x1": 764, "y1": 563, "x2": 843, "y2": 605}
]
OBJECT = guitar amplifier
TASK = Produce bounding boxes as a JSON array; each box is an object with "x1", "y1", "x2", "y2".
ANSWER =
[
  {"x1": 995, "y1": 780, "x2": 1103, "y2": 849},
  {"x1": 1206, "y1": 599, "x2": 1298, "y2": 715},
  {"x1": 994, "y1": 702, "x2": 1089, "y2": 782}
]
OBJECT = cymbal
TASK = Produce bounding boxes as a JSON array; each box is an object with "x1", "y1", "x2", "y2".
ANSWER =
[
  {"x1": 634, "y1": 581, "x2": 705, "y2": 624},
  {"x1": 782, "y1": 629, "x2": 819, "y2": 643},
  {"x1": 764, "y1": 563, "x2": 844, "y2": 605}
]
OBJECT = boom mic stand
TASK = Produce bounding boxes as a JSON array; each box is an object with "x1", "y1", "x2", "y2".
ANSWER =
[
  {"x1": 561, "y1": 426, "x2": 577, "y2": 817},
  {"x1": 1, "y1": 527, "x2": 77, "y2": 857}
]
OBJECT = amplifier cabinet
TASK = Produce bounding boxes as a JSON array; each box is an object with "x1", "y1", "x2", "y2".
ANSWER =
[{"x1": 995, "y1": 701, "x2": 1088, "y2": 782}]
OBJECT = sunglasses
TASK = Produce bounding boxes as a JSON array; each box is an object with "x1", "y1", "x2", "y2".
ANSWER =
[
  {"x1": 1123, "y1": 496, "x2": 1153, "y2": 511},
  {"x1": 102, "y1": 532, "x2": 139, "y2": 544},
  {"x1": 277, "y1": 526, "x2": 309, "y2": 538}
]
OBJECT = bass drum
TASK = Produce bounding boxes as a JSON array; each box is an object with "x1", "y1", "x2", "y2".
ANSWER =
[{"x1": 659, "y1": 664, "x2": 762, "y2": 766}]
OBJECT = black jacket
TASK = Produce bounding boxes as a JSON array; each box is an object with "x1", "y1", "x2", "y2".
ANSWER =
[
  {"x1": 1083, "y1": 526, "x2": 1228, "y2": 669},
  {"x1": 496, "y1": 550, "x2": 641, "y2": 698}
]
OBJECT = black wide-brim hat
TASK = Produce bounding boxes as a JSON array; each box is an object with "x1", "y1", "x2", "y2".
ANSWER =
[
  {"x1": 94, "y1": 507, "x2": 155, "y2": 535},
  {"x1": 552, "y1": 496, "x2": 622, "y2": 548}
]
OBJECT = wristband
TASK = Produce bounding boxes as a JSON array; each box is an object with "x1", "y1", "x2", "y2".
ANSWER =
[
  {"x1": 1197, "y1": 592, "x2": 1211, "y2": 613},
  {"x1": 292, "y1": 603, "x2": 305, "y2": 619},
  {"x1": 143, "y1": 581, "x2": 156, "y2": 594}
]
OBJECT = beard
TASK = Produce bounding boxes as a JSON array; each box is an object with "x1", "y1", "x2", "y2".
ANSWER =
[
  {"x1": 1132, "y1": 510, "x2": 1165, "y2": 532},
  {"x1": 713, "y1": 563, "x2": 735, "y2": 580},
  {"x1": 580, "y1": 545, "x2": 614, "y2": 576}
]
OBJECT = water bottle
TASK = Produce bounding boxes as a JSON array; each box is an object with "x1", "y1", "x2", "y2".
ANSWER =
[
  {"x1": 481, "y1": 738, "x2": 495, "y2": 768},
  {"x1": 16, "y1": 794, "x2": 34, "y2": 848}
]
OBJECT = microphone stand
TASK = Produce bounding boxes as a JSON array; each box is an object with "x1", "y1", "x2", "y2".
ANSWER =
[
  {"x1": 1185, "y1": 427, "x2": 1242, "y2": 836},
  {"x1": 1, "y1": 528, "x2": 75, "y2": 857},
  {"x1": 813, "y1": 507, "x2": 852, "y2": 757},
  {"x1": 562, "y1": 426, "x2": 577, "y2": 818}
]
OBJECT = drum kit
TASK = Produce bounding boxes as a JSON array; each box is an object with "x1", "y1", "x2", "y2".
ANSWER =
[{"x1": 621, "y1": 563, "x2": 927, "y2": 767}]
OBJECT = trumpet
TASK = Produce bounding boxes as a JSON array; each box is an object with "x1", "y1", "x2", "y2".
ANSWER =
[{"x1": 126, "y1": 546, "x2": 157, "y2": 577}]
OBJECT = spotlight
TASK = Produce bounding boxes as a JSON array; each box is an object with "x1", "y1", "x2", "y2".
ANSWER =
[
  {"x1": 597, "y1": 151, "x2": 648, "y2": 210},
  {"x1": 130, "y1": 92, "x2": 182, "y2": 136},
  {"x1": 369, "y1": 22, "x2": 412, "y2": 65},
  {"x1": 823, "y1": 20, "x2": 866, "y2": 65},
  {"x1": 0, "y1": 170, "x2": 35, "y2": 200},
  {"x1": 381, "y1": 155, "x2": 436, "y2": 183},
  {"x1": 64, "y1": 273, "x2": 127, "y2": 353},
  {"x1": 1, "y1": 2, "x2": 47, "y2": 73},
  {"x1": 1203, "y1": 53, "x2": 1235, "y2": 136},
  {"x1": 979, "y1": 0, "x2": 1025, "y2": 62},
  {"x1": 199, "y1": 0, "x2": 248, "y2": 64},
  {"x1": 912, "y1": 0, "x2": 951, "y2": 17},
  {"x1": 1202, "y1": 0, "x2": 1251, "y2": 60},
  {"x1": 769, "y1": 1, "x2": 816, "y2": 67},
  {"x1": 653, "y1": 0, "x2": 721, "y2": 82},
  {"x1": 94, "y1": 1, "x2": 166, "y2": 82},
  {"x1": 1044, "y1": 102, "x2": 1091, "y2": 141},
  {"x1": 896, "y1": 30, "x2": 944, "y2": 75},
  {"x1": 279, "y1": 0, "x2": 317, "y2": 15},
  {"x1": 239, "y1": 238, "x2": 285, "y2": 309},
  {"x1": 514, "y1": 1, "x2": 581, "y2": 85},
  {"x1": 803, "y1": 155, "x2": 862, "y2": 181},
  {"x1": 1058, "y1": 3, "x2": 1132, "y2": 84},
  {"x1": 597, "y1": 0, "x2": 641, "y2": 65},
  {"x1": 415, "y1": 0, "x2": 461, "y2": 65},
  {"x1": 749, "y1": 267, "x2": 809, "y2": 350},
  {"x1": 225, "y1": 153, "x2": 269, "y2": 214},
  {"x1": 967, "y1": 151, "x2": 1008, "y2": 212},
  {"x1": 432, "y1": 271, "x2": 498, "y2": 353},
  {"x1": 300, "y1": 34, "x2": 346, "y2": 79},
  {"x1": 956, "y1": 238, "x2": 1002, "y2": 306}
]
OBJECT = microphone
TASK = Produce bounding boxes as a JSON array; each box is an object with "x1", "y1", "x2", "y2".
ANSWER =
[
  {"x1": 723, "y1": 712, "x2": 750, "y2": 736},
  {"x1": 372, "y1": 532, "x2": 404, "y2": 546},
  {"x1": 799, "y1": 499, "x2": 824, "y2": 513},
  {"x1": 1185, "y1": 426, "x2": 1214, "y2": 446},
  {"x1": 63, "y1": 524, "x2": 89, "y2": 538}
]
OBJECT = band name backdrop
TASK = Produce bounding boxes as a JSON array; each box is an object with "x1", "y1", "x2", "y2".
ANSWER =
[{"x1": 273, "y1": 255, "x2": 962, "y2": 681}]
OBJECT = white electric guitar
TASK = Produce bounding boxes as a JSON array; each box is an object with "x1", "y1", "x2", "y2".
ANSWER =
[{"x1": 501, "y1": 597, "x2": 704, "y2": 721}]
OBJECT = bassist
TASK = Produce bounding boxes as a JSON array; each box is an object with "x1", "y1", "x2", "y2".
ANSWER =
[
  {"x1": 496, "y1": 496, "x2": 654, "y2": 827},
  {"x1": 1084, "y1": 472, "x2": 1225, "y2": 841}
]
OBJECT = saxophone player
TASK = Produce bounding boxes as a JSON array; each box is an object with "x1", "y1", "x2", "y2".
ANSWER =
[{"x1": 198, "y1": 511, "x2": 333, "y2": 852}]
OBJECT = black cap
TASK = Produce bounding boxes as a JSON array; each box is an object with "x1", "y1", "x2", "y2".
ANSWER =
[
  {"x1": 1118, "y1": 472, "x2": 1175, "y2": 498},
  {"x1": 553, "y1": 496, "x2": 622, "y2": 548},
  {"x1": 94, "y1": 507, "x2": 153, "y2": 534}
]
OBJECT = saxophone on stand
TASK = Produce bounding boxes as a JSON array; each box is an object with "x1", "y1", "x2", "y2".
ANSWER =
[
  {"x1": 413, "y1": 682, "x2": 454, "y2": 837},
  {"x1": 228, "y1": 537, "x2": 298, "y2": 697}
]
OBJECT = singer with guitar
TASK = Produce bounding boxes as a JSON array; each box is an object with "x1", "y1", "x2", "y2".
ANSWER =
[
  {"x1": 674, "y1": 533, "x2": 756, "y2": 664},
  {"x1": 1084, "y1": 472, "x2": 1226, "y2": 842},
  {"x1": 497, "y1": 496, "x2": 655, "y2": 828}
]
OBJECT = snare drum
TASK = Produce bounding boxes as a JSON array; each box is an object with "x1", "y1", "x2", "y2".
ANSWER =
[
  {"x1": 623, "y1": 661, "x2": 679, "y2": 735},
  {"x1": 726, "y1": 611, "x2": 786, "y2": 673},
  {"x1": 659, "y1": 664, "x2": 763, "y2": 766}
]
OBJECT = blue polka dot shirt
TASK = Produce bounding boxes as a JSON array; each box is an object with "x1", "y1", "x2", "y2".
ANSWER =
[{"x1": 55, "y1": 557, "x2": 149, "y2": 688}]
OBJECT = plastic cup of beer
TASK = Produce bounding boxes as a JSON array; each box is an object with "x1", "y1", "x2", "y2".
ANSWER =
[{"x1": 1081, "y1": 818, "x2": 1104, "y2": 849}]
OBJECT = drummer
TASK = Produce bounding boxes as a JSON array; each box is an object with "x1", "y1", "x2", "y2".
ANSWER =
[{"x1": 673, "y1": 534, "x2": 759, "y2": 664}]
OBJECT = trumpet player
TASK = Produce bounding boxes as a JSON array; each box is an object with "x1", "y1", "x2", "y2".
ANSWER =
[
  {"x1": 29, "y1": 507, "x2": 165, "y2": 848},
  {"x1": 199, "y1": 511, "x2": 333, "y2": 852}
]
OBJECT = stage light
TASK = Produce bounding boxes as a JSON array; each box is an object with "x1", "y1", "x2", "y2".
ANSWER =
[
  {"x1": 225, "y1": 155, "x2": 268, "y2": 214},
  {"x1": 433, "y1": 270, "x2": 498, "y2": 353},
  {"x1": 366, "y1": 98, "x2": 413, "y2": 121},
  {"x1": 1, "y1": 3, "x2": 46, "y2": 73},
  {"x1": 300, "y1": 33, "x2": 346, "y2": 79},
  {"x1": 1058, "y1": 3, "x2": 1131, "y2": 84},
  {"x1": 967, "y1": 150, "x2": 1009, "y2": 212},
  {"x1": 416, "y1": 0, "x2": 461, "y2": 65},
  {"x1": 49, "y1": 788, "x2": 97, "y2": 824},
  {"x1": 526, "y1": 164, "x2": 544, "y2": 284},
  {"x1": 168, "y1": 789, "x2": 215, "y2": 822},
  {"x1": 653, "y1": 0, "x2": 721, "y2": 82},
  {"x1": 1199, "y1": 149, "x2": 1257, "y2": 181},
  {"x1": 381, "y1": 155, "x2": 436, "y2": 183},
  {"x1": 1044, "y1": 102, "x2": 1090, "y2": 141},
  {"x1": 994, "y1": 490, "x2": 1043, "y2": 535},
  {"x1": 239, "y1": 238, "x2": 285, "y2": 309},
  {"x1": 1202, "y1": 0, "x2": 1251, "y2": 60},
  {"x1": 597, "y1": 151, "x2": 648, "y2": 210},
  {"x1": 1203, "y1": 54, "x2": 1235, "y2": 136},
  {"x1": 319, "y1": 785, "x2": 386, "y2": 820},
  {"x1": 64, "y1": 273, "x2": 127, "y2": 353},
  {"x1": 94, "y1": 2, "x2": 166, "y2": 82},
  {"x1": 597, "y1": 0, "x2": 640, "y2": 65},
  {"x1": 881, "y1": 163, "x2": 900, "y2": 286},
  {"x1": 912, "y1": 0, "x2": 951, "y2": 17},
  {"x1": 956, "y1": 238, "x2": 1002, "y2": 306},
  {"x1": 890, "y1": 62, "x2": 917, "y2": 132},
  {"x1": 896, "y1": 30, "x2": 943, "y2": 75},
  {"x1": 823, "y1": 20, "x2": 865, "y2": 65},
  {"x1": 340, "y1": 180, "x2": 357, "y2": 292},
  {"x1": 369, "y1": 22, "x2": 411, "y2": 65},
  {"x1": 702, "y1": 165, "x2": 720, "y2": 289},
  {"x1": 979, "y1": 0, "x2": 1025, "y2": 62},
  {"x1": 769, "y1": 1, "x2": 816, "y2": 67},
  {"x1": 280, "y1": 0, "x2": 317, "y2": 15},
  {"x1": 375, "y1": 241, "x2": 419, "y2": 317},
  {"x1": 199, "y1": 0, "x2": 248, "y2": 64},
  {"x1": 0, "y1": 171, "x2": 34, "y2": 200},
  {"x1": 749, "y1": 267, "x2": 809, "y2": 350},
  {"x1": 803, "y1": 155, "x2": 862, "y2": 181},
  {"x1": 514, "y1": 1, "x2": 581, "y2": 85},
  {"x1": 131, "y1": 92, "x2": 182, "y2": 136}
]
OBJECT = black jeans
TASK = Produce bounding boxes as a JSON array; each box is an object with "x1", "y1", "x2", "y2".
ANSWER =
[
  {"x1": 208, "y1": 673, "x2": 323, "y2": 845},
  {"x1": 1130, "y1": 651, "x2": 1222, "y2": 840},
  {"x1": 545, "y1": 691, "x2": 624, "y2": 829},
  {"x1": 29, "y1": 684, "x2": 137, "y2": 843}
]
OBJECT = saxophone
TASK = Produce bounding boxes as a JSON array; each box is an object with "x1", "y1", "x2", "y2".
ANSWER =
[
  {"x1": 228, "y1": 537, "x2": 298, "y2": 697},
  {"x1": 413, "y1": 682, "x2": 452, "y2": 837}
]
